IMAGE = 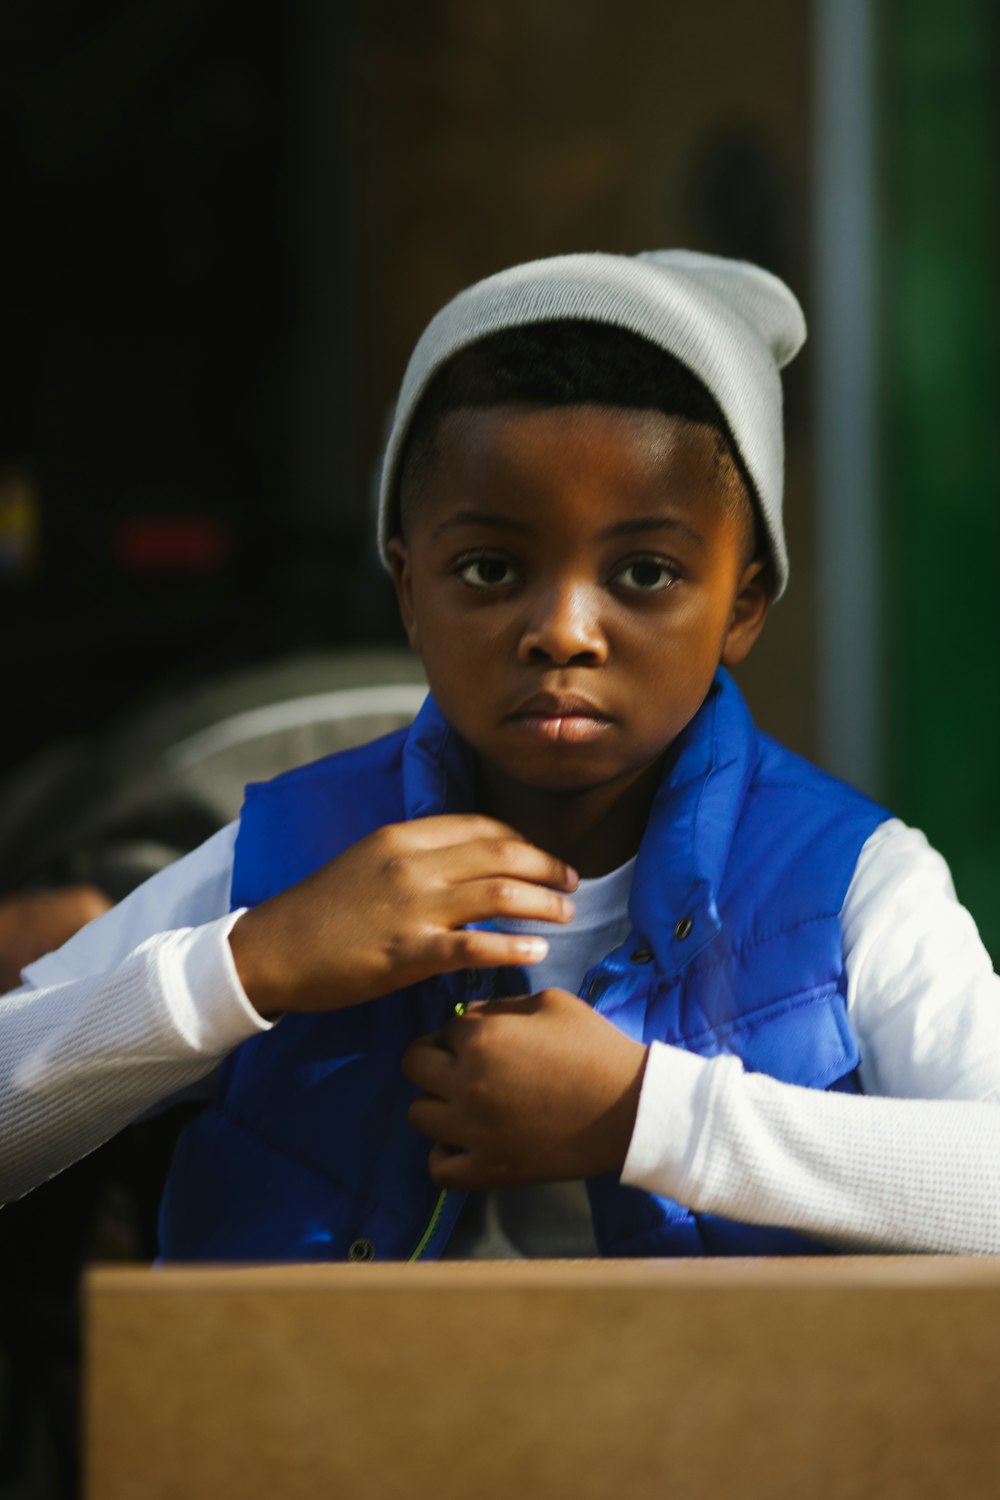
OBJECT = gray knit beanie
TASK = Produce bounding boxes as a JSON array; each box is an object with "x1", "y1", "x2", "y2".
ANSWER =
[{"x1": 377, "y1": 249, "x2": 806, "y2": 598}]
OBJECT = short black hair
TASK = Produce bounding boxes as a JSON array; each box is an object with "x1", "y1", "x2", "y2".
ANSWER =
[{"x1": 395, "y1": 319, "x2": 764, "y2": 569}]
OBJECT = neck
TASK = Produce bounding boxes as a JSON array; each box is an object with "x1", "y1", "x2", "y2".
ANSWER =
[{"x1": 477, "y1": 758, "x2": 663, "y2": 877}]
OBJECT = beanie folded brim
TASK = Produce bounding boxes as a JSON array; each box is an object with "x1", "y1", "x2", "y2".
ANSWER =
[{"x1": 377, "y1": 250, "x2": 806, "y2": 598}]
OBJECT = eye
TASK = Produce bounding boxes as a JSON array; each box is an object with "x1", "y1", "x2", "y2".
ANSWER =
[
  {"x1": 613, "y1": 557, "x2": 679, "y2": 593},
  {"x1": 455, "y1": 554, "x2": 519, "y2": 590}
]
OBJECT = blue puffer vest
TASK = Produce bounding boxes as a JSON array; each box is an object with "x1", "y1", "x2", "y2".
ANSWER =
[{"x1": 159, "y1": 671, "x2": 890, "y2": 1262}]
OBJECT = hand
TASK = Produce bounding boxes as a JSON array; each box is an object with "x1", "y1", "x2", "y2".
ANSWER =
[
  {"x1": 0, "y1": 885, "x2": 113, "y2": 992},
  {"x1": 229, "y1": 815, "x2": 578, "y2": 1019},
  {"x1": 402, "y1": 988, "x2": 649, "y2": 1189}
]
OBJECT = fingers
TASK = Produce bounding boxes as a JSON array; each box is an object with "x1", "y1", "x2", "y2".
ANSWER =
[
  {"x1": 438, "y1": 994, "x2": 538, "y2": 1050},
  {"x1": 427, "y1": 1142, "x2": 505, "y2": 1191},
  {"x1": 404, "y1": 1041, "x2": 468, "y2": 1154},
  {"x1": 373, "y1": 818, "x2": 577, "y2": 958},
  {"x1": 425, "y1": 832, "x2": 577, "y2": 928},
  {"x1": 428, "y1": 1142, "x2": 474, "y2": 1188},
  {"x1": 425, "y1": 928, "x2": 550, "y2": 974},
  {"x1": 401, "y1": 1033, "x2": 454, "y2": 1092},
  {"x1": 399, "y1": 814, "x2": 566, "y2": 862},
  {"x1": 442, "y1": 877, "x2": 575, "y2": 930},
  {"x1": 407, "y1": 1097, "x2": 456, "y2": 1142},
  {"x1": 429, "y1": 828, "x2": 578, "y2": 894},
  {"x1": 384, "y1": 817, "x2": 578, "y2": 894}
]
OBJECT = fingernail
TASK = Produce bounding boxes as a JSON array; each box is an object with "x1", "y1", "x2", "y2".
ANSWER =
[
  {"x1": 519, "y1": 938, "x2": 549, "y2": 960},
  {"x1": 565, "y1": 866, "x2": 580, "y2": 889}
]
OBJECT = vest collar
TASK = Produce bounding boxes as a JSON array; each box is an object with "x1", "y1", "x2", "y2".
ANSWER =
[
  {"x1": 400, "y1": 670, "x2": 760, "y2": 979},
  {"x1": 402, "y1": 694, "x2": 475, "y2": 818},
  {"x1": 629, "y1": 670, "x2": 758, "y2": 978}
]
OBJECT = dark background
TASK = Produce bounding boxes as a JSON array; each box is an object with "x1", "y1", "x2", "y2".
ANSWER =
[
  {"x1": 0, "y1": 0, "x2": 816, "y2": 781},
  {"x1": 1, "y1": 1, "x2": 389, "y2": 777}
]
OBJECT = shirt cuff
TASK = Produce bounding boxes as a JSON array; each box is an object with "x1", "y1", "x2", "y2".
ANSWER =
[
  {"x1": 164, "y1": 909, "x2": 275, "y2": 1056},
  {"x1": 621, "y1": 1041, "x2": 712, "y2": 1197}
]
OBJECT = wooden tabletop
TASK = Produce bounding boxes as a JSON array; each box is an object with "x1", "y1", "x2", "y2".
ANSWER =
[{"x1": 86, "y1": 1257, "x2": 1000, "y2": 1499}]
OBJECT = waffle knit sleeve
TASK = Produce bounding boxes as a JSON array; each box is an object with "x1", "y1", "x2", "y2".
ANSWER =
[
  {"x1": 621, "y1": 819, "x2": 1000, "y2": 1252},
  {"x1": 0, "y1": 824, "x2": 271, "y2": 1202}
]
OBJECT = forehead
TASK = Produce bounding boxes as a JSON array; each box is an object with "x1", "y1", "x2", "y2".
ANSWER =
[{"x1": 407, "y1": 404, "x2": 730, "y2": 535}]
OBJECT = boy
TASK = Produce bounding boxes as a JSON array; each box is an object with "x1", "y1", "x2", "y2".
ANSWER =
[{"x1": 6, "y1": 251, "x2": 1000, "y2": 1256}]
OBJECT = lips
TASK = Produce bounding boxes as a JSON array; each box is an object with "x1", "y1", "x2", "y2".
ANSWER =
[
  {"x1": 509, "y1": 691, "x2": 609, "y2": 720},
  {"x1": 506, "y1": 691, "x2": 613, "y2": 744}
]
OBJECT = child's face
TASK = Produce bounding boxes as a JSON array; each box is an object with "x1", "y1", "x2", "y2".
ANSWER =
[{"x1": 388, "y1": 404, "x2": 769, "y2": 806}]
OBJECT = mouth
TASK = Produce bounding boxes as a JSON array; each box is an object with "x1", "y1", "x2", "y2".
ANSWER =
[{"x1": 506, "y1": 692, "x2": 613, "y2": 745}]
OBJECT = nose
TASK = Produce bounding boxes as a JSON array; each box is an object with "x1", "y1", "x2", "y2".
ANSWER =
[{"x1": 517, "y1": 581, "x2": 608, "y2": 666}]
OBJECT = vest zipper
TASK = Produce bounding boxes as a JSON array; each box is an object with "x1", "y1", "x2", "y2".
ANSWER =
[{"x1": 409, "y1": 1188, "x2": 450, "y2": 1261}]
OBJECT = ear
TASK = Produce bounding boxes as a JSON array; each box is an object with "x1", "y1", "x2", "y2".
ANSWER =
[
  {"x1": 386, "y1": 537, "x2": 421, "y2": 653},
  {"x1": 720, "y1": 559, "x2": 772, "y2": 667}
]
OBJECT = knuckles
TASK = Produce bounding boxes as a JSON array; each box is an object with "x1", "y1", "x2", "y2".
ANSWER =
[
  {"x1": 487, "y1": 877, "x2": 519, "y2": 910},
  {"x1": 371, "y1": 822, "x2": 418, "y2": 874},
  {"x1": 379, "y1": 851, "x2": 416, "y2": 889},
  {"x1": 370, "y1": 822, "x2": 404, "y2": 856},
  {"x1": 484, "y1": 836, "x2": 521, "y2": 867},
  {"x1": 449, "y1": 929, "x2": 482, "y2": 965}
]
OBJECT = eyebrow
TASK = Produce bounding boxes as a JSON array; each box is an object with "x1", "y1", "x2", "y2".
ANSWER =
[
  {"x1": 600, "y1": 516, "x2": 706, "y2": 548},
  {"x1": 432, "y1": 510, "x2": 705, "y2": 548},
  {"x1": 432, "y1": 510, "x2": 533, "y2": 538}
]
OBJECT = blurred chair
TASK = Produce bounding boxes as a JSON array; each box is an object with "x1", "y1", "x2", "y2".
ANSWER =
[{"x1": 0, "y1": 649, "x2": 426, "y2": 899}]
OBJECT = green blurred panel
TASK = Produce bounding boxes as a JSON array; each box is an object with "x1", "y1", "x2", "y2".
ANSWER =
[{"x1": 880, "y1": 0, "x2": 1000, "y2": 953}]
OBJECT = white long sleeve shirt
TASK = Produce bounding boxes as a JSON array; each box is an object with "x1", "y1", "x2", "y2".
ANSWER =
[{"x1": 4, "y1": 817, "x2": 1000, "y2": 1253}]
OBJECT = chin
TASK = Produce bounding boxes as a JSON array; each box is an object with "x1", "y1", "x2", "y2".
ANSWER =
[{"x1": 494, "y1": 751, "x2": 630, "y2": 796}]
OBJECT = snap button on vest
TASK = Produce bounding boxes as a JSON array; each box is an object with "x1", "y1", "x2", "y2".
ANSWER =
[
  {"x1": 630, "y1": 947, "x2": 653, "y2": 964},
  {"x1": 674, "y1": 916, "x2": 694, "y2": 940},
  {"x1": 348, "y1": 1237, "x2": 375, "y2": 1262}
]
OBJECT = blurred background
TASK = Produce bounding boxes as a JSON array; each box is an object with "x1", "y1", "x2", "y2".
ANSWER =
[{"x1": 0, "y1": 1, "x2": 998, "y2": 1492}]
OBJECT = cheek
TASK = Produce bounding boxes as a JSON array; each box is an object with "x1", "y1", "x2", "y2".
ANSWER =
[
  {"x1": 413, "y1": 605, "x2": 500, "y2": 697},
  {"x1": 671, "y1": 574, "x2": 742, "y2": 652},
  {"x1": 424, "y1": 598, "x2": 510, "y2": 653},
  {"x1": 620, "y1": 600, "x2": 733, "y2": 714}
]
